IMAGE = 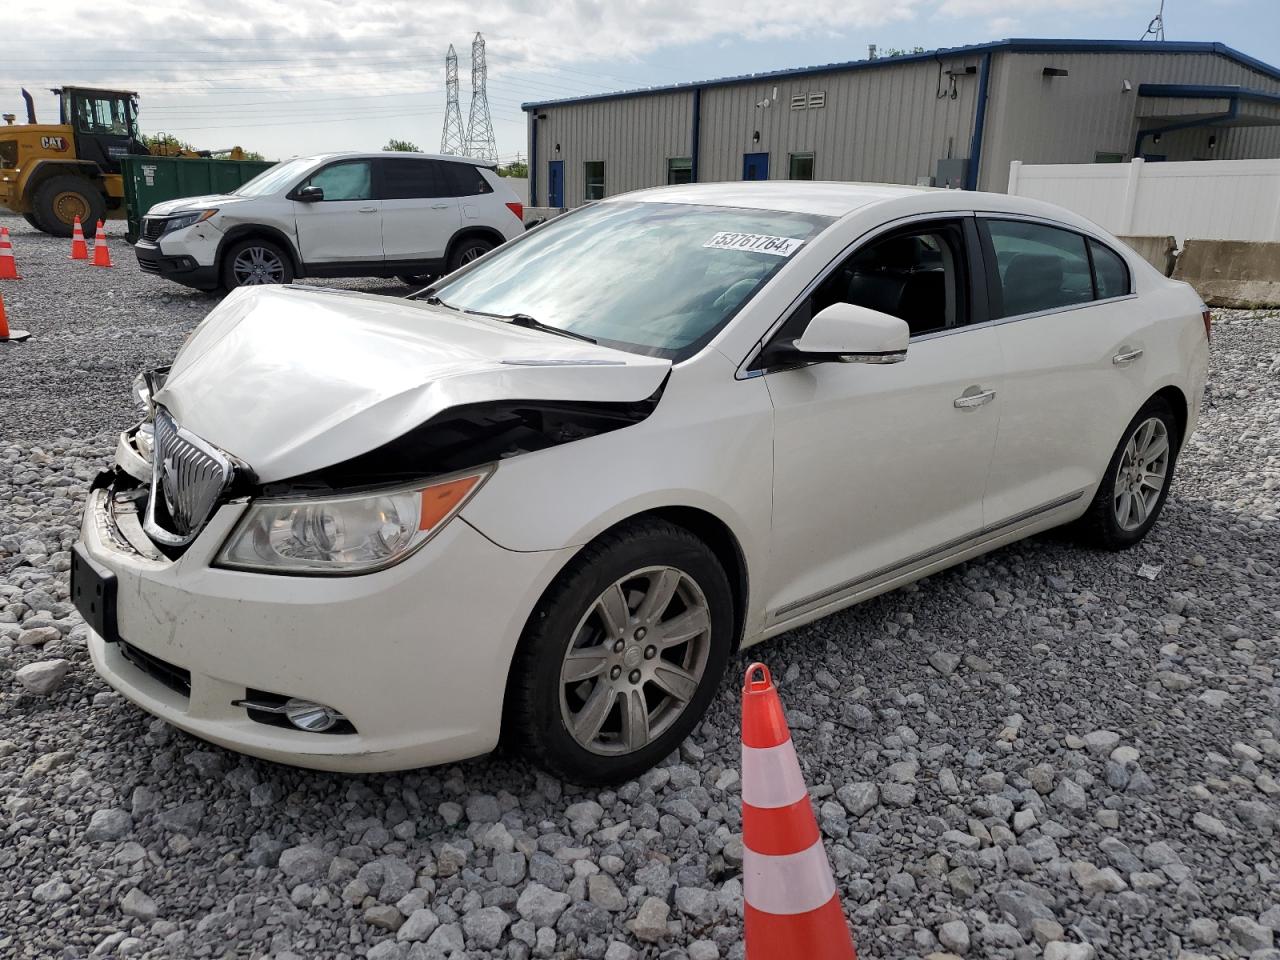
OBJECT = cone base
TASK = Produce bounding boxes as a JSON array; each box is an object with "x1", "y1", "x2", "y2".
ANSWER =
[
  {"x1": 0, "y1": 276, "x2": 20, "y2": 281},
  {"x1": 745, "y1": 897, "x2": 858, "y2": 960},
  {"x1": 0, "y1": 330, "x2": 32, "y2": 342}
]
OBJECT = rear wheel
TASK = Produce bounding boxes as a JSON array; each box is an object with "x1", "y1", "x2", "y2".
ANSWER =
[
  {"x1": 447, "y1": 237, "x2": 493, "y2": 272},
  {"x1": 31, "y1": 175, "x2": 106, "y2": 237},
  {"x1": 22, "y1": 214, "x2": 40, "y2": 230},
  {"x1": 221, "y1": 238, "x2": 294, "y2": 289},
  {"x1": 1073, "y1": 397, "x2": 1179, "y2": 549},
  {"x1": 506, "y1": 519, "x2": 734, "y2": 785}
]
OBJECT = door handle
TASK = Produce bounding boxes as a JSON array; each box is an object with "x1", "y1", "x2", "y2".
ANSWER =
[
  {"x1": 358, "y1": 206, "x2": 377, "y2": 214},
  {"x1": 1112, "y1": 348, "x2": 1144, "y2": 365},
  {"x1": 431, "y1": 203, "x2": 450, "y2": 209},
  {"x1": 954, "y1": 388, "x2": 996, "y2": 409}
]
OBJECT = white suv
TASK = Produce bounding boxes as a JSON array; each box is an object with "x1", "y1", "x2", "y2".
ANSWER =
[{"x1": 134, "y1": 152, "x2": 525, "y2": 291}]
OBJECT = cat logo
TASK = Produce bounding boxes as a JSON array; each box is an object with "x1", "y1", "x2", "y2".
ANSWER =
[{"x1": 40, "y1": 136, "x2": 69, "y2": 152}]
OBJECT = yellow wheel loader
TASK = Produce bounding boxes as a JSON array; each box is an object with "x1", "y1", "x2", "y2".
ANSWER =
[{"x1": 0, "y1": 86, "x2": 246, "y2": 238}]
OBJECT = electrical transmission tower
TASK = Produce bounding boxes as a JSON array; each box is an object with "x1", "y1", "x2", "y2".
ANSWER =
[
  {"x1": 1140, "y1": 0, "x2": 1166, "y2": 40},
  {"x1": 440, "y1": 45, "x2": 466, "y2": 155},
  {"x1": 465, "y1": 32, "x2": 498, "y2": 162}
]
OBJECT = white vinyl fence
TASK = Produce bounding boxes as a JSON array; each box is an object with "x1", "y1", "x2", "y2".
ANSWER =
[{"x1": 1007, "y1": 158, "x2": 1280, "y2": 244}]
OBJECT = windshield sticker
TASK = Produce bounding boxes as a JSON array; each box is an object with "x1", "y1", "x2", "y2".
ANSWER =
[{"x1": 703, "y1": 232, "x2": 805, "y2": 257}]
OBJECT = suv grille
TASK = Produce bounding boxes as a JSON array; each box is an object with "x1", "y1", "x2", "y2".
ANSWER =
[
  {"x1": 143, "y1": 409, "x2": 233, "y2": 547},
  {"x1": 141, "y1": 217, "x2": 166, "y2": 242}
]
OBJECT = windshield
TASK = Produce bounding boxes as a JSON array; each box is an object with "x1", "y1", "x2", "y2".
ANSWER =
[
  {"x1": 235, "y1": 157, "x2": 318, "y2": 197},
  {"x1": 432, "y1": 200, "x2": 833, "y2": 360}
]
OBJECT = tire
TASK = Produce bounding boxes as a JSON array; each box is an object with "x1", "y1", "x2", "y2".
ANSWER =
[
  {"x1": 397, "y1": 273, "x2": 436, "y2": 287},
  {"x1": 22, "y1": 213, "x2": 40, "y2": 230},
  {"x1": 31, "y1": 175, "x2": 106, "y2": 238},
  {"x1": 506, "y1": 518, "x2": 734, "y2": 785},
  {"x1": 1072, "y1": 396, "x2": 1180, "y2": 550},
  {"x1": 220, "y1": 237, "x2": 295, "y2": 290},
  {"x1": 447, "y1": 236, "x2": 493, "y2": 272}
]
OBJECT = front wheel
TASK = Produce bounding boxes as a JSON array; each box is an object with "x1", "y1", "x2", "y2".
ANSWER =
[
  {"x1": 1073, "y1": 397, "x2": 1179, "y2": 549},
  {"x1": 506, "y1": 519, "x2": 734, "y2": 784},
  {"x1": 31, "y1": 175, "x2": 106, "y2": 237},
  {"x1": 221, "y1": 238, "x2": 294, "y2": 289}
]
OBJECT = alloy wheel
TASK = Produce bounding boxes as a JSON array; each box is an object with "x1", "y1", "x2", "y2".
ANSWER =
[
  {"x1": 232, "y1": 246, "x2": 286, "y2": 285},
  {"x1": 559, "y1": 566, "x2": 713, "y2": 756},
  {"x1": 459, "y1": 245, "x2": 487, "y2": 264},
  {"x1": 1113, "y1": 416, "x2": 1170, "y2": 531}
]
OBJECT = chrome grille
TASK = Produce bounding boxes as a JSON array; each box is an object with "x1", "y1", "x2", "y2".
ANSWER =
[
  {"x1": 144, "y1": 410, "x2": 233, "y2": 547},
  {"x1": 141, "y1": 217, "x2": 166, "y2": 242}
]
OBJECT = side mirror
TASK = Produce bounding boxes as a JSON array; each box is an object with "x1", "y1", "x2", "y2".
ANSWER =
[
  {"x1": 763, "y1": 302, "x2": 909, "y2": 367},
  {"x1": 294, "y1": 185, "x2": 324, "y2": 202}
]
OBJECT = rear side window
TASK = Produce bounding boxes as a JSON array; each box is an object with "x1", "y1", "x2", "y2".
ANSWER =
[
  {"x1": 985, "y1": 220, "x2": 1093, "y2": 318},
  {"x1": 1089, "y1": 239, "x2": 1131, "y2": 299},
  {"x1": 380, "y1": 158, "x2": 441, "y2": 199},
  {"x1": 305, "y1": 161, "x2": 373, "y2": 201},
  {"x1": 438, "y1": 162, "x2": 493, "y2": 197}
]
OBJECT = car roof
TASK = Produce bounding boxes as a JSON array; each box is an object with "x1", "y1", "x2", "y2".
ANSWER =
[
  {"x1": 617, "y1": 181, "x2": 935, "y2": 217},
  {"x1": 295, "y1": 151, "x2": 494, "y2": 167}
]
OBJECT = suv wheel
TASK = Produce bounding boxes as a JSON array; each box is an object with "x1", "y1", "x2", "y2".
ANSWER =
[
  {"x1": 222, "y1": 238, "x2": 294, "y2": 289},
  {"x1": 1073, "y1": 396, "x2": 1179, "y2": 549},
  {"x1": 506, "y1": 519, "x2": 733, "y2": 785},
  {"x1": 448, "y1": 237, "x2": 493, "y2": 271}
]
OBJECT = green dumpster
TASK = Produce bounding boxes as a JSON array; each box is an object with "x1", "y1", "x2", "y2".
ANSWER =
[{"x1": 120, "y1": 155, "x2": 276, "y2": 243}]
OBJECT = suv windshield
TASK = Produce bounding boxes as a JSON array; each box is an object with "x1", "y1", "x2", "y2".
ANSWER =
[
  {"x1": 235, "y1": 157, "x2": 319, "y2": 197},
  {"x1": 432, "y1": 201, "x2": 833, "y2": 360}
]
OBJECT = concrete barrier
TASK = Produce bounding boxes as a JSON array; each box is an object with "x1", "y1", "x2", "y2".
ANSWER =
[
  {"x1": 1118, "y1": 236, "x2": 1177, "y2": 277},
  {"x1": 1173, "y1": 240, "x2": 1280, "y2": 309}
]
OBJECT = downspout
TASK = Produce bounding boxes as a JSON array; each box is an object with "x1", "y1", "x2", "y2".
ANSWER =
[
  {"x1": 965, "y1": 52, "x2": 991, "y2": 190},
  {"x1": 691, "y1": 88, "x2": 702, "y2": 183},
  {"x1": 1133, "y1": 99, "x2": 1237, "y2": 157},
  {"x1": 528, "y1": 111, "x2": 538, "y2": 208}
]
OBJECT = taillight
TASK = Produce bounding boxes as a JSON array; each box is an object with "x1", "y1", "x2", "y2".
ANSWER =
[
  {"x1": 1201, "y1": 307, "x2": 1212, "y2": 341},
  {"x1": 505, "y1": 201, "x2": 523, "y2": 222}
]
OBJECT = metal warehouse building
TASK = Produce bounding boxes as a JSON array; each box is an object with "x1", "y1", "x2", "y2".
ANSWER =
[{"x1": 523, "y1": 39, "x2": 1280, "y2": 208}]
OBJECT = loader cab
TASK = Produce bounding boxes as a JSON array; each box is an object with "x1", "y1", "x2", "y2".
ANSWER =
[{"x1": 55, "y1": 87, "x2": 144, "y2": 173}]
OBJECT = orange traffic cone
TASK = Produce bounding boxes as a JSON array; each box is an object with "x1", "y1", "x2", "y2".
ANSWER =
[
  {"x1": 92, "y1": 220, "x2": 113, "y2": 268},
  {"x1": 69, "y1": 216, "x2": 88, "y2": 260},
  {"x1": 0, "y1": 227, "x2": 19, "y2": 280},
  {"x1": 0, "y1": 289, "x2": 31, "y2": 342},
  {"x1": 742, "y1": 663, "x2": 858, "y2": 960}
]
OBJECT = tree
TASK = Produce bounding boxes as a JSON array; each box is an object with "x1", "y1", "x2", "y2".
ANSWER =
[
  {"x1": 383, "y1": 138, "x2": 421, "y2": 152},
  {"x1": 498, "y1": 161, "x2": 527, "y2": 178}
]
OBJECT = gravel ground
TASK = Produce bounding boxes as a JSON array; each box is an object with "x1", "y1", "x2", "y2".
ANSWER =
[{"x1": 2, "y1": 213, "x2": 1278, "y2": 960}]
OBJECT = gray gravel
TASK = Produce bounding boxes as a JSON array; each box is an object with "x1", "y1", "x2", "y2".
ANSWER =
[{"x1": 2, "y1": 212, "x2": 1279, "y2": 959}]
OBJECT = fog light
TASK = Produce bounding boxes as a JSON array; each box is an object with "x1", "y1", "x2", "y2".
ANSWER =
[{"x1": 284, "y1": 698, "x2": 345, "y2": 732}]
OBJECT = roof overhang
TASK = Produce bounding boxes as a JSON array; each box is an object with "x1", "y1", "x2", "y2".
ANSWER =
[{"x1": 1137, "y1": 83, "x2": 1280, "y2": 127}]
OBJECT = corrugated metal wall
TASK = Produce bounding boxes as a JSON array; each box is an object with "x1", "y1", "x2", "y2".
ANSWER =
[
  {"x1": 696, "y1": 55, "x2": 981, "y2": 186},
  {"x1": 530, "y1": 91, "x2": 693, "y2": 206},
  {"x1": 980, "y1": 51, "x2": 1280, "y2": 191}
]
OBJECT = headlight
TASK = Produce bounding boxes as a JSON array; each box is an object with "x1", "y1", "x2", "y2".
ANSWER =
[
  {"x1": 214, "y1": 469, "x2": 491, "y2": 575},
  {"x1": 130, "y1": 372, "x2": 154, "y2": 418},
  {"x1": 162, "y1": 209, "x2": 217, "y2": 235}
]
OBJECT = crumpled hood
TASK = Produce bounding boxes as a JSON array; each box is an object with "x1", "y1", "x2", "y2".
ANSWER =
[
  {"x1": 153, "y1": 286, "x2": 672, "y2": 483},
  {"x1": 146, "y1": 193, "x2": 254, "y2": 217}
]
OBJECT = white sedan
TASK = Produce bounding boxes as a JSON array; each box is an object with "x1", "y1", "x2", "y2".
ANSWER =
[{"x1": 74, "y1": 182, "x2": 1209, "y2": 783}]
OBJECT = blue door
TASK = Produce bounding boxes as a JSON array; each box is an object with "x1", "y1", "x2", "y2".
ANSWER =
[
  {"x1": 548, "y1": 160, "x2": 564, "y2": 207},
  {"x1": 743, "y1": 152, "x2": 769, "y2": 181}
]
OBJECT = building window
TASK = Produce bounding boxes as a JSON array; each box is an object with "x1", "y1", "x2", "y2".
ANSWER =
[
  {"x1": 667, "y1": 157, "x2": 693, "y2": 185},
  {"x1": 584, "y1": 161, "x2": 605, "y2": 200},
  {"x1": 1094, "y1": 151, "x2": 1125, "y2": 163},
  {"x1": 789, "y1": 153, "x2": 815, "y2": 180}
]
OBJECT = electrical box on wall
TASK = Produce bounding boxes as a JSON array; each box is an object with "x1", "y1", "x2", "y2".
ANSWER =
[{"x1": 935, "y1": 158, "x2": 969, "y2": 189}]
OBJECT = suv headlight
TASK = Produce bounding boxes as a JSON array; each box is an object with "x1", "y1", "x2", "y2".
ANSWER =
[
  {"x1": 215, "y1": 469, "x2": 491, "y2": 575},
  {"x1": 162, "y1": 209, "x2": 217, "y2": 235}
]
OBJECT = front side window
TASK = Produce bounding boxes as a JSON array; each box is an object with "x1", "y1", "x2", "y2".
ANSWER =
[
  {"x1": 789, "y1": 153, "x2": 815, "y2": 180},
  {"x1": 1089, "y1": 239, "x2": 1131, "y2": 299},
  {"x1": 304, "y1": 161, "x2": 373, "y2": 201},
  {"x1": 584, "y1": 161, "x2": 605, "y2": 201},
  {"x1": 75, "y1": 95, "x2": 129, "y2": 135},
  {"x1": 797, "y1": 222, "x2": 969, "y2": 339},
  {"x1": 985, "y1": 219, "x2": 1092, "y2": 318},
  {"x1": 667, "y1": 157, "x2": 693, "y2": 185},
  {"x1": 432, "y1": 200, "x2": 833, "y2": 360}
]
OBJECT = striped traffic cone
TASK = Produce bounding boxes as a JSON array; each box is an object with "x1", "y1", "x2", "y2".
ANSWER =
[
  {"x1": 91, "y1": 220, "x2": 113, "y2": 268},
  {"x1": 69, "y1": 216, "x2": 88, "y2": 260},
  {"x1": 742, "y1": 663, "x2": 858, "y2": 960},
  {"x1": 0, "y1": 227, "x2": 19, "y2": 279},
  {"x1": 0, "y1": 289, "x2": 31, "y2": 342}
]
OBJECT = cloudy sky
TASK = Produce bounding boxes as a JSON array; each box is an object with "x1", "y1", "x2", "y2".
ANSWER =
[{"x1": 3, "y1": 0, "x2": 1276, "y2": 162}]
